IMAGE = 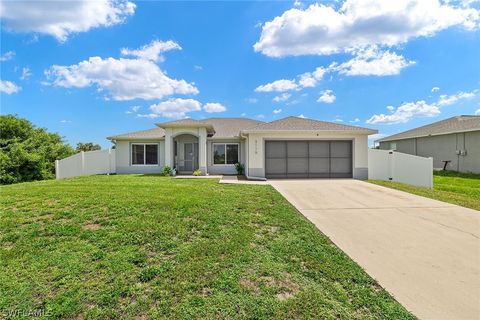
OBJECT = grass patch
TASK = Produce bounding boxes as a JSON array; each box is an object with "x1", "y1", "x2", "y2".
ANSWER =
[
  {"x1": 370, "y1": 171, "x2": 480, "y2": 211},
  {"x1": 0, "y1": 175, "x2": 413, "y2": 319}
]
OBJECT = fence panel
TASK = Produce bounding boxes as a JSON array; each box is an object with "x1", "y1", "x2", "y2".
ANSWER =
[
  {"x1": 56, "y1": 149, "x2": 116, "y2": 179},
  {"x1": 368, "y1": 149, "x2": 433, "y2": 188}
]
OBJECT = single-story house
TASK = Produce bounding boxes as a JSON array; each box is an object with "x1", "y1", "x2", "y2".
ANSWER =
[
  {"x1": 107, "y1": 116, "x2": 377, "y2": 179},
  {"x1": 378, "y1": 115, "x2": 480, "y2": 173}
]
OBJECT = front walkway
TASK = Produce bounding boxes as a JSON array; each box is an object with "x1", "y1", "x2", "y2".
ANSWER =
[{"x1": 269, "y1": 179, "x2": 480, "y2": 320}]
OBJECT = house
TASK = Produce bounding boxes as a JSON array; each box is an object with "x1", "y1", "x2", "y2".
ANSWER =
[
  {"x1": 377, "y1": 115, "x2": 480, "y2": 173},
  {"x1": 107, "y1": 116, "x2": 377, "y2": 179}
]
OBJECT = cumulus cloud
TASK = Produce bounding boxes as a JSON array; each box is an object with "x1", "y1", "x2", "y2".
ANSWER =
[
  {"x1": 366, "y1": 89, "x2": 477, "y2": 124},
  {"x1": 273, "y1": 93, "x2": 291, "y2": 102},
  {"x1": 0, "y1": 80, "x2": 21, "y2": 94},
  {"x1": 45, "y1": 41, "x2": 198, "y2": 101},
  {"x1": 203, "y1": 102, "x2": 227, "y2": 113},
  {"x1": 149, "y1": 98, "x2": 202, "y2": 119},
  {"x1": 121, "y1": 40, "x2": 181, "y2": 62},
  {"x1": 349, "y1": 118, "x2": 360, "y2": 123},
  {"x1": 0, "y1": 51, "x2": 15, "y2": 61},
  {"x1": 273, "y1": 108, "x2": 282, "y2": 114},
  {"x1": 20, "y1": 67, "x2": 32, "y2": 80},
  {"x1": 0, "y1": 0, "x2": 136, "y2": 42},
  {"x1": 431, "y1": 86, "x2": 440, "y2": 92},
  {"x1": 125, "y1": 105, "x2": 141, "y2": 114},
  {"x1": 476, "y1": 108, "x2": 480, "y2": 115},
  {"x1": 335, "y1": 47, "x2": 415, "y2": 76},
  {"x1": 255, "y1": 79, "x2": 298, "y2": 92},
  {"x1": 367, "y1": 100, "x2": 440, "y2": 124},
  {"x1": 317, "y1": 90, "x2": 336, "y2": 103},
  {"x1": 254, "y1": 1, "x2": 480, "y2": 57}
]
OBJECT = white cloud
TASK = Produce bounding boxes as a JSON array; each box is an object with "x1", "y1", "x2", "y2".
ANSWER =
[
  {"x1": 255, "y1": 79, "x2": 298, "y2": 92},
  {"x1": 431, "y1": 86, "x2": 440, "y2": 92},
  {"x1": 335, "y1": 47, "x2": 415, "y2": 76},
  {"x1": 366, "y1": 100, "x2": 440, "y2": 124},
  {"x1": 125, "y1": 105, "x2": 141, "y2": 114},
  {"x1": 386, "y1": 106, "x2": 395, "y2": 112},
  {"x1": 0, "y1": 0, "x2": 136, "y2": 42},
  {"x1": 273, "y1": 108, "x2": 282, "y2": 114},
  {"x1": 241, "y1": 112, "x2": 247, "y2": 117},
  {"x1": 149, "y1": 98, "x2": 202, "y2": 119},
  {"x1": 0, "y1": 80, "x2": 21, "y2": 94},
  {"x1": 475, "y1": 108, "x2": 480, "y2": 115},
  {"x1": 203, "y1": 102, "x2": 227, "y2": 113},
  {"x1": 0, "y1": 51, "x2": 15, "y2": 61},
  {"x1": 20, "y1": 67, "x2": 32, "y2": 80},
  {"x1": 60, "y1": 119, "x2": 72, "y2": 123},
  {"x1": 437, "y1": 91, "x2": 476, "y2": 106},
  {"x1": 273, "y1": 93, "x2": 291, "y2": 102},
  {"x1": 121, "y1": 40, "x2": 181, "y2": 62},
  {"x1": 136, "y1": 113, "x2": 159, "y2": 119},
  {"x1": 254, "y1": 1, "x2": 480, "y2": 57},
  {"x1": 194, "y1": 65, "x2": 203, "y2": 71},
  {"x1": 293, "y1": 0, "x2": 302, "y2": 8},
  {"x1": 317, "y1": 90, "x2": 336, "y2": 103},
  {"x1": 298, "y1": 114, "x2": 306, "y2": 118},
  {"x1": 349, "y1": 118, "x2": 360, "y2": 123},
  {"x1": 45, "y1": 42, "x2": 198, "y2": 101}
]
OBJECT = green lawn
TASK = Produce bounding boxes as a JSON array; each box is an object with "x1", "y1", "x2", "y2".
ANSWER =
[
  {"x1": 0, "y1": 175, "x2": 412, "y2": 319},
  {"x1": 370, "y1": 171, "x2": 480, "y2": 211}
]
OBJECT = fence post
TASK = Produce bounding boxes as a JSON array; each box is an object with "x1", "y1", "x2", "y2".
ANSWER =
[
  {"x1": 81, "y1": 151, "x2": 85, "y2": 176},
  {"x1": 388, "y1": 151, "x2": 394, "y2": 181},
  {"x1": 429, "y1": 157, "x2": 434, "y2": 189},
  {"x1": 55, "y1": 160, "x2": 60, "y2": 179},
  {"x1": 108, "y1": 149, "x2": 111, "y2": 175}
]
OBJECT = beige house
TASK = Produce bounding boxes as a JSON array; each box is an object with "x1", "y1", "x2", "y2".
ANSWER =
[
  {"x1": 107, "y1": 116, "x2": 377, "y2": 179},
  {"x1": 378, "y1": 115, "x2": 480, "y2": 173}
]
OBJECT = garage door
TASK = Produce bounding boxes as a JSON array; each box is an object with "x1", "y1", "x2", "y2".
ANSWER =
[{"x1": 265, "y1": 140, "x2": 352, "y2": 178}]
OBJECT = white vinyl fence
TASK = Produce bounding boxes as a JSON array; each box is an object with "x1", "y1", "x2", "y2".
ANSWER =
[
  {"x1": 368, "y1": 149, "x2": 433, "y2": 188},
  {"x1": 56, "y1": 149, "x2": 116, "y2": 179}
]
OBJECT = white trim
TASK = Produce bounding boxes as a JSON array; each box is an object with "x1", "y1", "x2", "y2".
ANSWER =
[
  {"x1": 212, "y1": 143, "x2": 239, "y2": 166},
  {"x1": 131, "y1": 143, "x2": 160, "y2": 166}
]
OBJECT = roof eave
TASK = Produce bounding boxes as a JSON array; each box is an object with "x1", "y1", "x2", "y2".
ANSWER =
[
  {"x1": 241, "y1": 129, "x2": 378, "y2": 135},
  {"x1": 377, "y1": 127, "x2": 480, "y2": 143}
]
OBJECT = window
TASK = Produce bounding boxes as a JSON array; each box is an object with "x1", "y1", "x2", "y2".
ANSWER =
[
  {"x1": 213, "y1": 143, "x2": 239, "y2": 165},
  {"x1": 131, "y1": 143, "x2": 158, "y2": 165}
]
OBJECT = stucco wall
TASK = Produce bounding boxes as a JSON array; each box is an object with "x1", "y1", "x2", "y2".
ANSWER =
[
  {"x1": 206, "y1": 139, "x2": 245, "y2": 174},
  {"x1": 115, "y1": 140, "x2": 165, "y2": 174},
  {"x1": 245, "y1": 132, "x2": 370, "y2": 179},
  {"x1": 379, "y1": 131, "x2": 480, "y2": 173}
]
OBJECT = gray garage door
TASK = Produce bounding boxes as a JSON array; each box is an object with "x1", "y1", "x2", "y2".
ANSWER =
[{"x1": 265, "y1": 140, "x2": 352, "y2": 178}]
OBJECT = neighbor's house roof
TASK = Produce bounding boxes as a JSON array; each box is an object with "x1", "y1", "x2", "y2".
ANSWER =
[
  {"x1": 241, "y1": 116, "x2": 377, "y2": 134},
  {"x1": 107, "y1": 116, "x2": 377, "y2": 140},
  {"x1": 378, "y1": 115, "x2": 480, "y2": 143}
]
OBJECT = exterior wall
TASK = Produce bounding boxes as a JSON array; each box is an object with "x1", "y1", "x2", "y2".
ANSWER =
[
  {"x1": 115, "y1": 140, "x2": 165, "y2": 174},
  {"x1": 206, "y1": 138, "x2": 246, "y2": 174},
  {"x1": 164, "y1": 127, "x2": 207, "y2": 173},
  {"x1": 379, "y1": 131, "x2": 480, "y2": 173},
  {"x1": 245, "y1": 131, "x2": 370, "y2": 179}
]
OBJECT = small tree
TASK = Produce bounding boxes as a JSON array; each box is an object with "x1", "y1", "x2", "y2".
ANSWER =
[{"x1": 76, "y1": 142, "x2": 101, "y2": 152}]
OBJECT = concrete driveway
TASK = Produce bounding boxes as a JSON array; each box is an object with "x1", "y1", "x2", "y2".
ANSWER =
[{"x1": 269, "y1": 179, "x2": 480, "y2": 320}]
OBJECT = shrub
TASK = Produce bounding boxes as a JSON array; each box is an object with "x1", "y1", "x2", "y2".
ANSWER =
[
  {"x1": 192, "y1": 169, "x2": 202, "y2": 176},
  {"x1": 162, "y1": 165, "x2": 172, "y2": 176},
  {"x1": 234, "y1": 163, "x2": 245, "y2": 175}
]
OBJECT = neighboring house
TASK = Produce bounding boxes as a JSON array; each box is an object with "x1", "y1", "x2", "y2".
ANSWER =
[
  {"x1": 107, "y1": 116, "x2": 377, "y2": 179},
  {"x1": 378, "y1": 115, "x2": 480, "y2": 173}
]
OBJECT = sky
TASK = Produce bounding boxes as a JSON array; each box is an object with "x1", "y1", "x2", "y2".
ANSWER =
[{"x1": 1, "y1": 0, "x2": 480, "y2": 148}]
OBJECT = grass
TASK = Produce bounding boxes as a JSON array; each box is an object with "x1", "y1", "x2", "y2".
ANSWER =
[
  {"x1": 0, "y1": 175, "x2": 413, "y2": 319},
  {"x1": 370, "y1": 171, "x2": 480, "y2": 211}
]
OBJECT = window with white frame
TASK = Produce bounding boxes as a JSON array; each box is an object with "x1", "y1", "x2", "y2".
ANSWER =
[
  {"x1": 213, "y1": 143, "x2": 239, "y2": 165},
  {"x1": 131, "y1": 143, "x2": 158, "y2": 165}
]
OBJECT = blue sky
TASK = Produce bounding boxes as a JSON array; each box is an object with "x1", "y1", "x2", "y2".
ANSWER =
[{"x1": 1, "y1": 0, "x2": 479, "y2": 148}]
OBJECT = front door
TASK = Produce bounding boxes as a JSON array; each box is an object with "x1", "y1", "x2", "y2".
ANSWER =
[{"x1": 184, "y1": 143, "x2": 195, "y2": 172}]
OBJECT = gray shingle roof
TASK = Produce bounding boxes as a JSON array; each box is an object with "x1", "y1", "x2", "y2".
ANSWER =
[
  {"x1": 107, "y1": 127, "x2": 166, "y2": 140},
  {"x1": 156, "y1": 119, "x2": 213, "y2": 128},
  {"x1": 242, "y1": 116, "x2": 377, "y2": 133},
  {"x1": 378, "y1": 115, "x2": 480, "y2": 142},
  {"x1": 200, "y1": 118, "x2": 264, "y2": 137}
]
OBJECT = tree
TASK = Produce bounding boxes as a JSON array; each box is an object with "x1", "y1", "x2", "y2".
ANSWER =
[
  {"x1": 0, "y1": 115, "x2": 75, "y2": 184},
  {"x1": 76, "y1": 142, "x2": 101, "y2": 152}
]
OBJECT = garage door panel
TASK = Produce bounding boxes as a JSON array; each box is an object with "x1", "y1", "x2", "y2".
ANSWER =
[
  {"x1": 309, "y1": 141, "x2": 330, "y2": 157},
  {"x1": 309, "y1": 158, "x2": 329, "y2": 174},
  {"x1": 287, "y1": 141, "x2": 308, "y2": 157},
  {"x1": 265, "y1": 141, "x2": 286, "y2": 158},
  {"x1": 331, "y1": 158, "x2": 352, "y2": 174},
  {"x1": 331, "y1": 141, "x2": 352, "y2": 158},
  {"x1": 287, "y1": 158, "x2": 308, "y2": 174},
  {"x1": 265, "y1": 158, "x2": 286, "y2": 175}
]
